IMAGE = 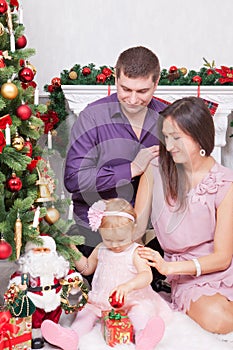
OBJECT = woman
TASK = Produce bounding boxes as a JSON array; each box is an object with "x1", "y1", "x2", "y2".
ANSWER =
[{"x1": 135, "y1": 96, "x2": 233, "y2": 340}]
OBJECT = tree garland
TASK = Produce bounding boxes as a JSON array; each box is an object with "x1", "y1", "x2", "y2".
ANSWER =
[{"x1": 60, "y1": 276, "x2": 89, "y2": 314}]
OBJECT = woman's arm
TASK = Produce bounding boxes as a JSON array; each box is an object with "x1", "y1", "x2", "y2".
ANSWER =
[
  {"x1": 138, "y1": 183, "x2": 233, "y2": 277},
  {"x1": 133, "y1": 164, "x2": 154, "y2": 241},
  {"x1": 71, "y1": 244, "x2": 99, "y2": 276}
]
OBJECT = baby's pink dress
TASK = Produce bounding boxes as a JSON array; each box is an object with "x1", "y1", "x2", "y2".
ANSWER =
[
  {"x1": 151, "y1": 161, "x2": 233, "y2": 312},
  {"x1": 85, "y1": 242, "x2": 171, "y2": 325}
]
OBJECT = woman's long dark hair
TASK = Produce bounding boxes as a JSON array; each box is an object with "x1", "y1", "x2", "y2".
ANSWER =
[{"x1": 157, "y1": 96, "x2": 215, "y2": 210}]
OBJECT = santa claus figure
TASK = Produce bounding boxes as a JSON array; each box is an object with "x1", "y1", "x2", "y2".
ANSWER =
[{"x1": 10, "y1": 235, "x2": 82, "y2": 349}]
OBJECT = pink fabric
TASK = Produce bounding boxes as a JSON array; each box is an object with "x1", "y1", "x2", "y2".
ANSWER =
[
  {"x1": 151, "y1": 161, "x2": 233, "y2": 312},
  {"x1": 71, "y1": 243, "x2": 172, "y2": 338}
]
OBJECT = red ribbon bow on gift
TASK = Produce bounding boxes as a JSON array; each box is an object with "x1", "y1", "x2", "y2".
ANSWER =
[{"x1": 0, "y1": 310, "x2": 20, "y2": 350}]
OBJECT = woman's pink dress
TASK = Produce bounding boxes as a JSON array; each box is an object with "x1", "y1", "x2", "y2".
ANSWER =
[{"x1": 151, "y1": 162, "x2": 233, "y2": 312}]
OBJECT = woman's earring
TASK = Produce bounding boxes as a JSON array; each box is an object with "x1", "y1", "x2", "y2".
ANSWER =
[{"x1": 200, "y1": 149, "x2": 206, "y2": 157}]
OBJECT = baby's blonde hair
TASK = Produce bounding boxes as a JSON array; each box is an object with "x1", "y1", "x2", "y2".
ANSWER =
[{"x1": 99, "y1": 198, "x2": 136, "y2": 229}]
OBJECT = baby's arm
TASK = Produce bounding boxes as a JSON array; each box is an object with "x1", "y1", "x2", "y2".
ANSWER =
[
  {"x1": 111, "y1": 247, "x2": 152, "y2": 303},
  {"x1": 71, "y1": 244, "x2": 99, "y2": 275}
]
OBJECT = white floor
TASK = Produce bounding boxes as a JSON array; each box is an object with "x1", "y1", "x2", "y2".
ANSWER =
[{"x1": 43, "y1": 300, "x2": 233, "y2": 350}]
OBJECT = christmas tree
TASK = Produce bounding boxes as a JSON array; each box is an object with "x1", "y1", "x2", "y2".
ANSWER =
[{"x1": 0, "y1": 0, "x2": 83, "y2": 265}]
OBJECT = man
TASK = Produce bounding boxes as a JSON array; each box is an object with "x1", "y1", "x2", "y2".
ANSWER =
[{"x1": 64, "y1": 46, "x2": 168, "y2": 290}]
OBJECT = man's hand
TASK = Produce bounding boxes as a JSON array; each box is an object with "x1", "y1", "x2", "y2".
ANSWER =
[{"x1": 131, "y1": 145, "x2": 159, "y2": 178}]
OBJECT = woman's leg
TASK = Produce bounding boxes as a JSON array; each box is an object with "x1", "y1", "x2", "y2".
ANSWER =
[{"x1": 187, "y1": 293, "x2": 233, "y2": 334}]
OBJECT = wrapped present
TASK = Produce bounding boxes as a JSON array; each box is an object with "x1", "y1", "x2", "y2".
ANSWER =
[
  {"x1": 0, "y1": 309, "x2": 32, "y2": 350},
  {"x1": 101, "y1": 309, "x2": 134, "y2": 347}
]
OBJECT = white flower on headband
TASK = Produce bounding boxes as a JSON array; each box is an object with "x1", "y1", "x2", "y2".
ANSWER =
[{"x1": 88, "y1": 200, "x2": 106, "y2": 231}]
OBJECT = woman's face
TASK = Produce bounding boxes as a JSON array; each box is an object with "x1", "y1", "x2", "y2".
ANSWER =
[{"x1": 162, "y1": 116, "x2": 200, "y2": 165}]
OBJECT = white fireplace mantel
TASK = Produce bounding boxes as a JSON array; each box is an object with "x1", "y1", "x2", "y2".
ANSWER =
[{"x1": 62, "y1": 85, "x2": 233, "y2": 165}]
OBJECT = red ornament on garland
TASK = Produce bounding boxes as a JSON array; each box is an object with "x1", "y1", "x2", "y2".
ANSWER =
[
  {"x1": 82, "y1": 67, "x2": 91, "y2": 76},
  {"x1": 96, "y1": 73, "x2": 106, "y2": 84},
  {"x1": 6, "y1": 173, "x2": 22, "y2": 192},
  {"x1": 0, "y1": 0, "x2": 8, "y2": 14},
  {"x1": 102, "y1": 67, "x2": 112, "y2": 77},
  {"x1": 15, "y1": 35, "x2": 27, "y2": 49},
  {"x1": 18, "y1": 67, "x2": 34, "y2": 83},
  {"x1": 109, "y1": 291, "x2": 124, "y2": 309},
  {"x1": 51, "y1": 77, "x2": 61, "y2": 87},
  {"x1": 16, "y1": 104, "x2": 32, "y2": 120},
  {"x1": 0, "y1": 238, "x2": 12, "y2": 259},
  {"x1": 192, "y1": 75, "x2": 202, "y2": 84},
  {"x1": 169, "y1": 66, "x2": 178, "y2": 73}
]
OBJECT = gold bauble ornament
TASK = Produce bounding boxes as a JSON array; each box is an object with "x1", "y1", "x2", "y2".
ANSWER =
[
  {"x1": 12, "y1": 134, "x2": 25, "y2": 151},
  {"x1": 69, "y1": 71, "x2": 78, "y2": 80},
  {"x1": 44, "y1": 206, "x2": 60, "y2": 224},
  {"x1": 1, "y1": 81, "x2": 18, "y2": 100},
  {"x1": 180, "y1": 67, "x2": 187, "y2": 76}
]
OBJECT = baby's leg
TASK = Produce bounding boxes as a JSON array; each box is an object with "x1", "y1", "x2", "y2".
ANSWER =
[
  {"x1": 128, "y1": 304, "x2": 165, "y2": 350},
  {"x1": 71, "y1": 307, "x2": 98, "y2": 337},
  {"x1": 41, "y1": 308, "x2": 98, "y2": 350}
]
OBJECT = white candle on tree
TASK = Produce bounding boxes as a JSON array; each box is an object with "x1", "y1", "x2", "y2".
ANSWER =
[
  {"x1": 5, "y1": 123, "x2": 11, "y2": 146},
  {"x1": 34, "y1": 87, "x2": 39, "y2": 105},
  {"x1": 32, "y1": 206, "x2": 40, "y2": 228},
  {"x1": 48, "y1": 131, "x2": 52, "y2": 149},
  {"x1": 68, "y1": 201, "x2": 74, "y2": 220},
  {"x1": 18, "y1": 5, "x2": 24, "y2": 24}
]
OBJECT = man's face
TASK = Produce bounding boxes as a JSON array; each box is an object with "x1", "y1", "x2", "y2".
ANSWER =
[{"x1": 116, "y1": 71, "x2": 158, "y2": 117}]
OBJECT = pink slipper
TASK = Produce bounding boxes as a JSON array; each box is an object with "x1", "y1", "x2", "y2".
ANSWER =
[
  {"x1": 135, "y1": 316, "x2": 165, "y2": 350},
  {"x1": 41, "y1": 320, "x2": 79, "y2": 350}
]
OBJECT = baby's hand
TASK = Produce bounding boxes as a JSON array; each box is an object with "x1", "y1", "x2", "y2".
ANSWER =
[{"x1": 110, "y1": 284, "x2": 130, "y2": 306}]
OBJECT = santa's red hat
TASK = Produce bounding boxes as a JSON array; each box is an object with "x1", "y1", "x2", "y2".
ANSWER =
[{"x1": 25, "y1": 235, "x2": 56, "y2": 253}]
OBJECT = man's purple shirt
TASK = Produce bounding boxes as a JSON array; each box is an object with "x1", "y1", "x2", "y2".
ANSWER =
[{"x1": 64, "y1": 93, "x2": 165, "y2": 228}]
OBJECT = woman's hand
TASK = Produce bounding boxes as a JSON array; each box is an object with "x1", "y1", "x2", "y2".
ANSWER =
[{"x1": 137, "y1": 246, "x2": 169, "y2": 276}]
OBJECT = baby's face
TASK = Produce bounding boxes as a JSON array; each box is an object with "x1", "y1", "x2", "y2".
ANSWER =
[{"x1": 100, "y1": 225, "x2": 133, "y2": 253}]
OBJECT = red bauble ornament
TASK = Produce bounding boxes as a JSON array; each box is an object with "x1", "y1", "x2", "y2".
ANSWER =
[
  {"x1": 24, "y1": 138, "x2": 33, "y2": 157},
  {"x1": 169, "y1": 66, "x2": 178, "y2": 73},
  {"x1": 102, "y1": 67, "x2": 112, "y2": 77},
  {"x1": 192, "y1": 75, "x2": 202, "y2": 84},
  {"x1": 0, "y1": 0, "x2": 8, "y2": 14},
  {"x1": 51, "y1": 77, "x2": 61, "y2": 87},
  {"x1": 82, "y1": 67, "x2": 91, "y2": 76},
  {"x1": 16, "y1": 104, "x2": 32, "y2": 120},
  {"x1": 47, "y1": 85, "x2": 55, "y2": 93},
  {"x1": 0, "y1": 238, "x2": 12, "y2": 259},
  {"x1": 6, "y1": 173, "x2": 22, "y2": 192},
  {"x1": 109, "y1": 291, "x2": 124, "y2": 309},
  {"x1": 15, "y1": 35, "x2": 27, "y2": 49},
  {"x1": 96, "y1": 73, "x2": 106, "y2": 84},
  {"x1": 18, "y1": 67, "x2": 34, "y2": 83}
]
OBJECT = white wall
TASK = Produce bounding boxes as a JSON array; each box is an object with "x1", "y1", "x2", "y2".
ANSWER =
[{"x1": 21, "y1": 0, "x2": 233, "y2": 93}]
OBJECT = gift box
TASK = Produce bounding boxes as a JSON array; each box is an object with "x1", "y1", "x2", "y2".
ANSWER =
[
  {"x1": 101, "y1": 310, "x2": 134, "y2": 347},
  {"x1": 0, "y1": 309, "x2": 32, "y2": 350}
]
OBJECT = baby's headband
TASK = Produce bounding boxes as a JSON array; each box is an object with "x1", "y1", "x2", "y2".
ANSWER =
[{"x1": 88, "y1": 200, "x2": 135, "y2": 232}]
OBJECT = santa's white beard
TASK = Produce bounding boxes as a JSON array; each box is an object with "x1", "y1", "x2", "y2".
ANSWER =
[{"x1": 18, "y1": 251, "x2": 69, "y2": 279}]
